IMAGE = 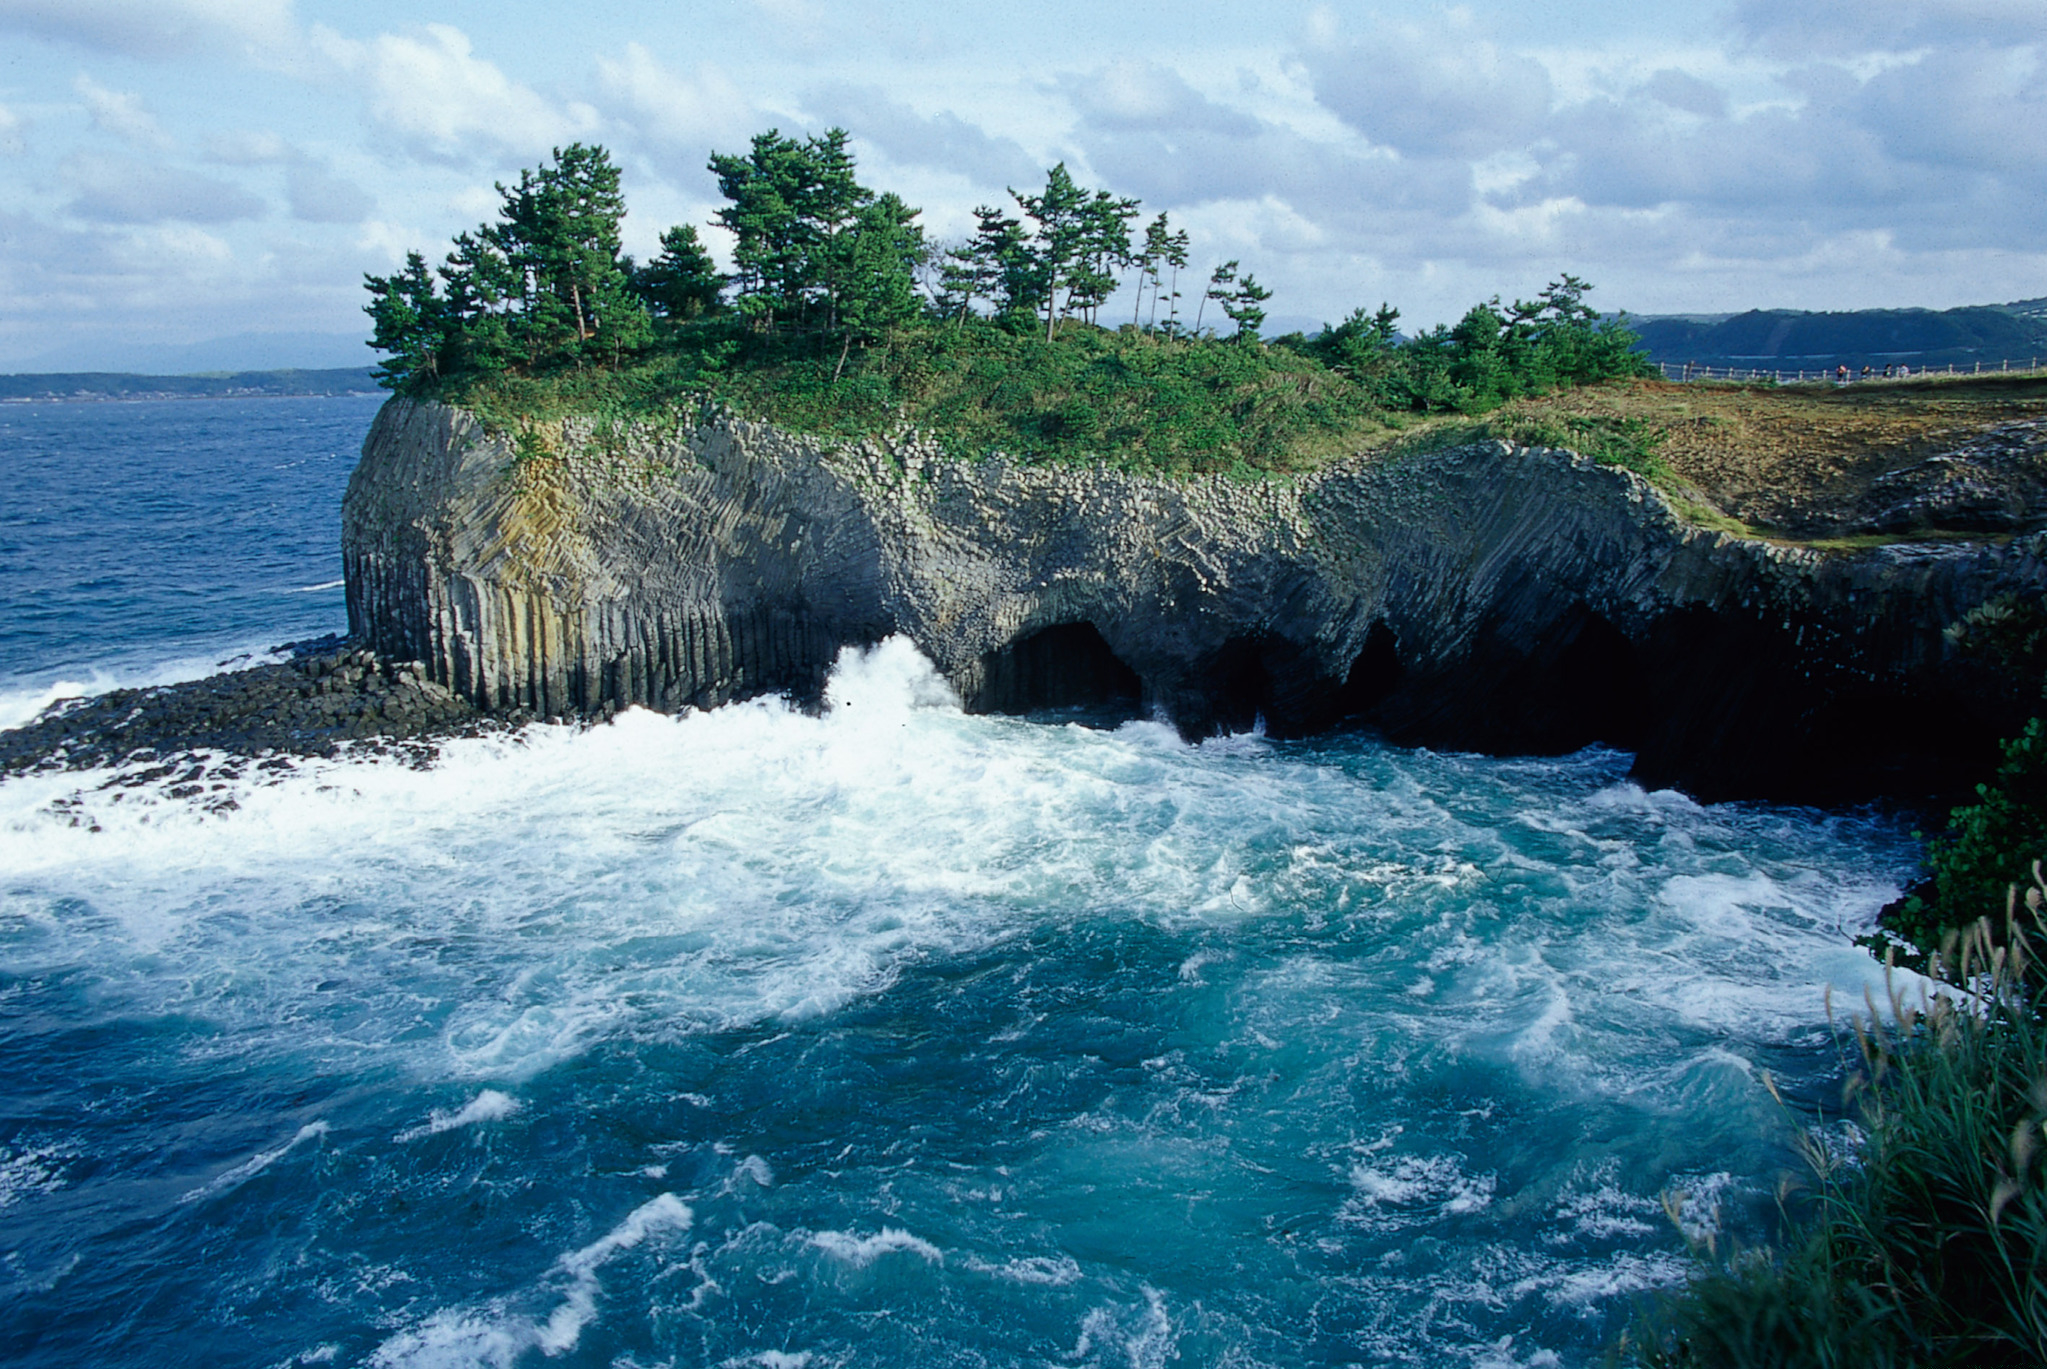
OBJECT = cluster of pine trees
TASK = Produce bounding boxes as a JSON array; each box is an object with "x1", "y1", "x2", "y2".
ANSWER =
[{"x1": 365, "y1": 130, "x2": 1648, "y2": 416}]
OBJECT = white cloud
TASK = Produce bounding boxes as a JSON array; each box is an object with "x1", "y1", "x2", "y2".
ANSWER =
[
  {"x1": 74, "y1": 73, "x2": 172, "y2": 149},
  {"x1": 0, "y1": 0, "x2": 296, "y2": 59},
  {"x1": 1062, "y1": 61, "x2": 1262, "y2": 138},
  {"x1": 113, "y1": 220, "x2": 237, "y2": 270},
  {"x1": 314, "y1": 22, "x2": 595, "y2": 161},
  {"x1": 593, "y1": 43, "x2": 755, "y2": 154},
  {"x1": 356, "y1": 218, "x2": 424, "y2": 267},
  {"x1": 1640, "y1": 68, "x2": 1727, "y2": 120},
  {"x1": 207, "y1": 129, "x2": 292, "y2": 164},
  {"x1": 748, "y1": 0, "x2": 829, "y2": 51},
  {"x1": 1734, "y1": 0, "x2": 2047, "y2": 56},
  {"x1": 287, "y1": 162, "x2": 372, "y2": 222},
  {"x1": 64, "y1": 151, "x2": 266, "y2": 223},
  {"x1": 811, "y1": 84, "x2": 1038, "y2": 189},
  {"x1": 193, "y1": 129, "x2": 373, "y2": 221},
  {"x1": 1302, "y1": 13, "x2": 1554, "y2": 158},
  {"x1": 0, "y1": 102, "x2": 23, "y2": 154}
]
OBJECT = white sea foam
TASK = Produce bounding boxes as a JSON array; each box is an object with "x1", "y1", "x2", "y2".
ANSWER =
[
  {"x1": 0, "y1": 635, "x2": 1933, "y2": 1363},
  {"x1": 4, "y1": 638, "x2": 1409, "y2": 1082},
  {"x1": 179, "y1": 1121, "x2": 330, "y2": 1203},
  {"x1": 963, "y1": 1253, "x2": 1083, "y2": 1286},
  {"x1": 369, "y1": 1308, "x2": 527, "y2": 1369},
  {"x1": 720, "y1": 1154, "x2": 773, "y2": 1192},
  {"x1": 1073, "y1": 1286, "x2": 1176, "y2": 1369},
  {"x1": 395, "y1": 1089, "x2": 522, "y2": 1142},
  {"x1": 370, "y1": 1194, "x2": 693, "y2": 1367},
  {"x1": 539, "y1": 1193, "x2": 694, "y2": 1354},
  {"x1": 1342, "y1": 1151, "x2": 1498, "y2": 1229},
  {"x1": 0, "y1": 1143, "x2": 68, "y2": 1208},
  {"x1": 1546, "y1": 1161, "x2": 1661, "y2": 1243},
  {"x1": 807, "y1": 1226, "x2": 942, "y2": 1267},
  {"x1": 0, "y1": 641, "x2": 296, "y2": 731}
]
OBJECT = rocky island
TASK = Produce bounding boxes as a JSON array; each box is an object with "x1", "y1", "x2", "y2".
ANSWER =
[{"x1": 11, "y1": 134, "x2": 2047, "y2": 813}]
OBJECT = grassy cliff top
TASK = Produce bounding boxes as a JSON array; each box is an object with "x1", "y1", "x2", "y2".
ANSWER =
[
  {"x1": 1457, "y1": 372, "x2": 2047, "y2": 544},
  {"x1": 445, "y1": 319, "x2": 1402, "y2": 478},
  {"x1": 445, "y1": 318, "x2": 2047, "y2": 545}
]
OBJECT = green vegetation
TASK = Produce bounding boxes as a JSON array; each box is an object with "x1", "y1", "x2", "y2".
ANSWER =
[
  {"x1": 1631, "y1": 304, "x2": 2047, "y2": 375},
  {"x1": 1634, "y1": 901, "x2": 2047, "y2": 1367},
  {"x1": 366, "y1": 134, "x2": 1651, "y2": 474},
  {"x1": 0, "y1": 368, "x2": 378, "y2": 401},
  {"x1": 1868, "y1": 597, "x2": 2047, "y2": 966},
  {"x1": 1642, "y1": 596, "x2": 2047, "y2": 1366}
]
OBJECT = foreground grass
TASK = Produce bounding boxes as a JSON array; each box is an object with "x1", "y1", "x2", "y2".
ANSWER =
[{"x1": 1634, "y1": 902, "x2": 2047, "y2": 1367}]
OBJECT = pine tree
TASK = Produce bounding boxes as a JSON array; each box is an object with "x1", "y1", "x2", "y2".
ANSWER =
[
  {"x1": 1197, "y1": 260, "x2": 1236, "y2": 337},
  {"x1": 1013, "y1": 164, "x2": 1092, "y2": 340},
  {"x1": 1160, "y1": 223, "x2": 1190, "y2": 336},
  {"x1": 825, "y1": 192, "x2": 926, "y2": 377},
  {"x1": 1068, "y1": 189, "x2": 1139, "y2": 326},
  {"x1": 1134, "y1": 213, "x2": 1168, "y2": 328},
  {"x1": 483, "y1": 143, "x2": 649, "y2": 365},
  {"x1": 707, "y1": 126, "x2": 920, "y2": 363},
  {"x1": 632, "y1": 224, "x2": 723, "y2": 320},
  {"x1": 710, "y1": 130, "x2": 814, "y2": 333},
  {"x1": 363, "y1": 251, "x2": 450, "y2": 389},
  {"x1": 1221, "y1": 271, "x2": 1272, "y2": 342}
]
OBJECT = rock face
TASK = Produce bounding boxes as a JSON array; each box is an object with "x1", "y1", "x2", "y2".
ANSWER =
[
  {"x1": 344, "y1": 400, "x2": 2047, "y2": 803},
  {"x1": 0, "y1": 639, "x2": 482, "y2": 778}
]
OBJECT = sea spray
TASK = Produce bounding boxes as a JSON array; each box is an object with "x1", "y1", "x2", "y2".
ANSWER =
[{"x1": 0, "y1": 638, "x2": 1922, "y2": 1366}]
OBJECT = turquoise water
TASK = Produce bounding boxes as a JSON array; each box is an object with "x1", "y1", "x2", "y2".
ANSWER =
[{"x1": 0, "y1": 399, "x2": 1917, "y2": 1367}]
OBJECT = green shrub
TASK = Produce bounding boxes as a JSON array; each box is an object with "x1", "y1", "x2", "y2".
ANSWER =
[
  {"x1": 1878, "y1": 720, "x2": 2047, "y2": 958},
  {"x1": 1635, "y1": 901, "x2": 2047, "y2": 1367},
  {"x1": 1489, "y1": 412, "x2": 1671, "y2": 478}
]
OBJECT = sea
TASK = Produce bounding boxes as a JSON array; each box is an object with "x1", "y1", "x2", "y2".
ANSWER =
[{"x1": 0, "y1": 395, "x2": 1921, "y2": 1367}]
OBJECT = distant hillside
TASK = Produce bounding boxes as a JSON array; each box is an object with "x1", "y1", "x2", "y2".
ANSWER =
[
  {"x1": 0, "y1": 368, "x2": 381, "y2": 402},
  {"x1": 1629, "y1": 303, "x2": 2047, "y2": 372}
]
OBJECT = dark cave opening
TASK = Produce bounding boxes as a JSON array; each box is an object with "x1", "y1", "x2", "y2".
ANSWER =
[
  {"x1": 1335, "y1": 620, "x2": 1405, "y2": 720},
  {"x1": 971, "y1": 622, "x2": 1144, "y2": 720},
  {"x1": 1204, "y1": 634, "x2": 1277, "y2": 735},
  {"x1": 1534, "y1": 607, "x2": 1648, "y2": 752}
]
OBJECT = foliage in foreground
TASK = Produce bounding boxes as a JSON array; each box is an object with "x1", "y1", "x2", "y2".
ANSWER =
[
  {"x1": 1872, "y1": 596, "x2": 2047, "y2": 964},
  {"x1": 366, "y1": 136, "x2": 1652, "y2": 473},
  {"x1": 1635, "y1": 896, "x2": 2047, "y2": 1366},
  {"x1": 1642, "y1": 599, "x2": 2047, "y2": 1366}
]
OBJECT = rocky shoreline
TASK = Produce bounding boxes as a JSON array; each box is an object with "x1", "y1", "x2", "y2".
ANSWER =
[{"x1": 0, "y1": 637, "x2": 508, "y2": 780}]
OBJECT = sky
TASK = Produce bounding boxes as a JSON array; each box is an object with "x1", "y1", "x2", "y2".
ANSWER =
[{"x1": 0, "y1": 0, "x2": 2042, "y2": 371}]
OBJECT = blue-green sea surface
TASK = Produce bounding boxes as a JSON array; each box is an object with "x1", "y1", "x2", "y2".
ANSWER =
[{"x1": 0, "y1": 636, "x2": 1917, "y2": 1367}]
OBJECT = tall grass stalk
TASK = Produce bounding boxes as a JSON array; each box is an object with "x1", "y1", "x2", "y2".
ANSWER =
[{"x1": 1634, "y1": 876, "x2": 2047, "y2": 1367}]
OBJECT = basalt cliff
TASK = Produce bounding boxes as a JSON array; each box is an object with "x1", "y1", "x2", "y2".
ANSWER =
[{"x1": 342, "y1": 400, "x2": 2047, "y2": 803}]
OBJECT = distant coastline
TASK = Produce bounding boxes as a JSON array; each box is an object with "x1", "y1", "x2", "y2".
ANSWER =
[{"x1": 0, "y1": 367, "x2": 380, "y2": 403}]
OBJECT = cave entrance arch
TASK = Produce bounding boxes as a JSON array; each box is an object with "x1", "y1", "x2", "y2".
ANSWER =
[
  {"x1": 1483, "y1": 605, "x2": 1646, "y2": 754},
  {"x1": 1335, "y1": 620, "x2": 1404, "y2": 721},
  {"x1": 969, "y1": 622, "x2": 1144, "y2": 722}
]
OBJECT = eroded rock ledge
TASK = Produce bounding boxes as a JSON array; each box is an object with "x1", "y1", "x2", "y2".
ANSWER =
[{"x1": 343, "y1": 400, "x2": 2047, "y2": 803}]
